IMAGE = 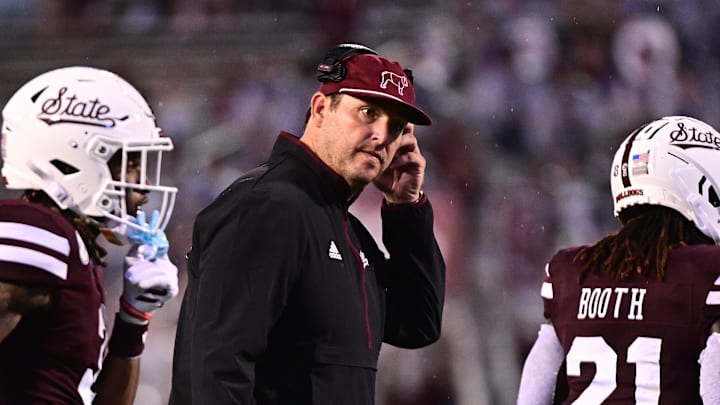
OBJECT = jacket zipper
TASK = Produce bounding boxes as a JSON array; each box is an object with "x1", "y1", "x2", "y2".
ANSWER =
[{"x1": 343, "y1": 214, "x2": 373, "y2": 349}]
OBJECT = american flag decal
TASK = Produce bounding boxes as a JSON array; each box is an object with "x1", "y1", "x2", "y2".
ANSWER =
[{"x1": 632, "y1": 151, "x2": 650, "y2": 175}]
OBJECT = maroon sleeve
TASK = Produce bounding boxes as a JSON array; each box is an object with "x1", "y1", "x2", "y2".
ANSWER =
[{"x1": 0, "y1": 200, "x2": 76, "y2": 286}]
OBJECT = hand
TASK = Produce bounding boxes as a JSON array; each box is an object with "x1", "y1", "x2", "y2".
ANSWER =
[
  {"x1": 126, "y1": 210, "x2": 169, "y2": 260},
  {"x1": 373, "y1": 124, "x2": 426, "y2": 203},
  {"x1": 120, "y1": 256, "x2": 179, "y2": 322}
]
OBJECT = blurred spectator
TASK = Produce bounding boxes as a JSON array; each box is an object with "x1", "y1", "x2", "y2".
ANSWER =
[{"x1": 2, "y1": 2, "x2": 720, "y2": 403}]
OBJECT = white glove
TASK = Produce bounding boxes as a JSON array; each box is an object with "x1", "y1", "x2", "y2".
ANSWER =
[
  {"x1": 120, "y1": 209, "x2": 178, "y2": 323},
  {"x1": 120, "y1": 256, "x2": 179, "y2": 322}
]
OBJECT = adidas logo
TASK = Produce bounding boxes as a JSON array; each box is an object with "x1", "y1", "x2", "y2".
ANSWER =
[
  {"x1": 359, "y1": 251, "x2": 369, "y2": 269},
  {"x1": 328, "y1": 241, "x2": 343, "y2": 261}
]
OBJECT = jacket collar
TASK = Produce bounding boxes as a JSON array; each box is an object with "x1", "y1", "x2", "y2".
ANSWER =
[{"x1": 272, "y1": 131, "x2": 358, "y2": 206}]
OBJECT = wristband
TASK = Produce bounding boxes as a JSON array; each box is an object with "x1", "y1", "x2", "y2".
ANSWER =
[
  {"x1": 108, "y1": 312, "x2": 149, "y2": 358},
  {"x1": 120, "y1": 297, "x2": 153, "y2": 322}
]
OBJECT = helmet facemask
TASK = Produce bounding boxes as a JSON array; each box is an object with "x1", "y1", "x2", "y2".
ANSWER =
[{"x1": 100, "y1": 136, "x2": 177, "y2": 236}]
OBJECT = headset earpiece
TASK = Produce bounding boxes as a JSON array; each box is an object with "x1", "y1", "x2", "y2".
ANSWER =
[
  {"x1": 403, "y1": 68, "x2": 414, "y2": 84},
  {"x1": 316, "y1": 43, "x2": 378, "y2": 83}
]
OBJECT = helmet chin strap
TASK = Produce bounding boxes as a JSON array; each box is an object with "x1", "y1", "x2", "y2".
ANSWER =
[
  {"x1": 672, "y1": 169, "x2": 720, "y2": 244},
  {"x1": 27, "y1": 162, "x2": 132, "y2": 246},
  {"x1": 27, "y1": 162, "x2": 75, "y2": 210},
  {"x1": 99, "y1": 225, "x2": 127, "y2": 246},
  {"x1": 96, "y1": 208, "x2": 130, "y2": 246}
]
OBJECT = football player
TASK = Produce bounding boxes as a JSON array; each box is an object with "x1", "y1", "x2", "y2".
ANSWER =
[
  {"x1": 517, "y1": 115, "x2": 720, "y2": 404},
  {"x1": 0, "y1": 66, "x2": 179, "y2": 404}
]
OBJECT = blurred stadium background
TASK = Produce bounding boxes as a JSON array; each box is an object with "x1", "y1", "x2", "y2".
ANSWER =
[{"x1": 1, "y1": 1, "x2": 719, "y2": 404}]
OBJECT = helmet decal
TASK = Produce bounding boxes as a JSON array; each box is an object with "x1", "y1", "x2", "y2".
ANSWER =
[
  {"x1": 611, "y1": 115, "x2": 720, "y2": 244},
  {"x1": 630, "y1": 150, "x2": 650, "y2": 176},
  {"x1": 618, "y1": 124, "x2": 646, "y2": 188},
  {"x1": 666, "y1": 121, "x2": 720, "y2": 150},
  {"x1": 35, "y1": 86, "x2": 130, "y2": 128}
]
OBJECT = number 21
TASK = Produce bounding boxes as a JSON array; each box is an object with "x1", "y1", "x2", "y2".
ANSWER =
[{"x1": 566, "y1": 336, "x2": 661, "y2": 404}]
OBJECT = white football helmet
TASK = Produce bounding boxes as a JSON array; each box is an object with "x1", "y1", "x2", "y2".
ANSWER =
[
  {"x1": 1, "y1": 66, "x2": 177, "y2": 233},
  {"x1": 611, "y1": 115, "x2": 720, "y2": 243}
]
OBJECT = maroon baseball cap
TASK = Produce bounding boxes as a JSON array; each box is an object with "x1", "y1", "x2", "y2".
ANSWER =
[{"x1": 319, "y1": 54, "x2": 432, "y2": 125}]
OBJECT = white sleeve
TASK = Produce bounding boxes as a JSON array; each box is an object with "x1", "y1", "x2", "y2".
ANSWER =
[
  {"x1": 700, "y1": 332, "x2": 720, "y2": 403},
  {"x1": 517, "y1": 324, "x2": 565, "y2": 405}
]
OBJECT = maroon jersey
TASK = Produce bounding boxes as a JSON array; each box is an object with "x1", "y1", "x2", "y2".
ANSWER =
[
  {"x1": 0, "y1": 200, "x2": 106, "y2": 404},
  {"x1": 543, "y1": 245, "x2": 720, "y2": 404}
]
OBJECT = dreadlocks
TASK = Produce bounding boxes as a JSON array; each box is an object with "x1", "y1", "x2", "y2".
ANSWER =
[
  {"x1": 574, "y1": 205, "x2": 713, "y2": 282},
  {"x1": 21, "y1": 190, "x2": 108, "y2": 266}
]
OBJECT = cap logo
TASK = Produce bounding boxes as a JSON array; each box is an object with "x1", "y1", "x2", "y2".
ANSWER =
[
  {"x1": 380, "y1": 71, "x2": 408, "y2": 96},
  {"x1": 35, "y1": 86, "x2": 128, "y2": 128}
]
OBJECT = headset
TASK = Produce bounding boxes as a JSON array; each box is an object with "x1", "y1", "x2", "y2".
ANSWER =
[
  {"x1": 316, "y1": 43, "x2": 378, "y2": 83},
  {"x1": 315, "y1": 42, "x2": 416, "y2": 85}
]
